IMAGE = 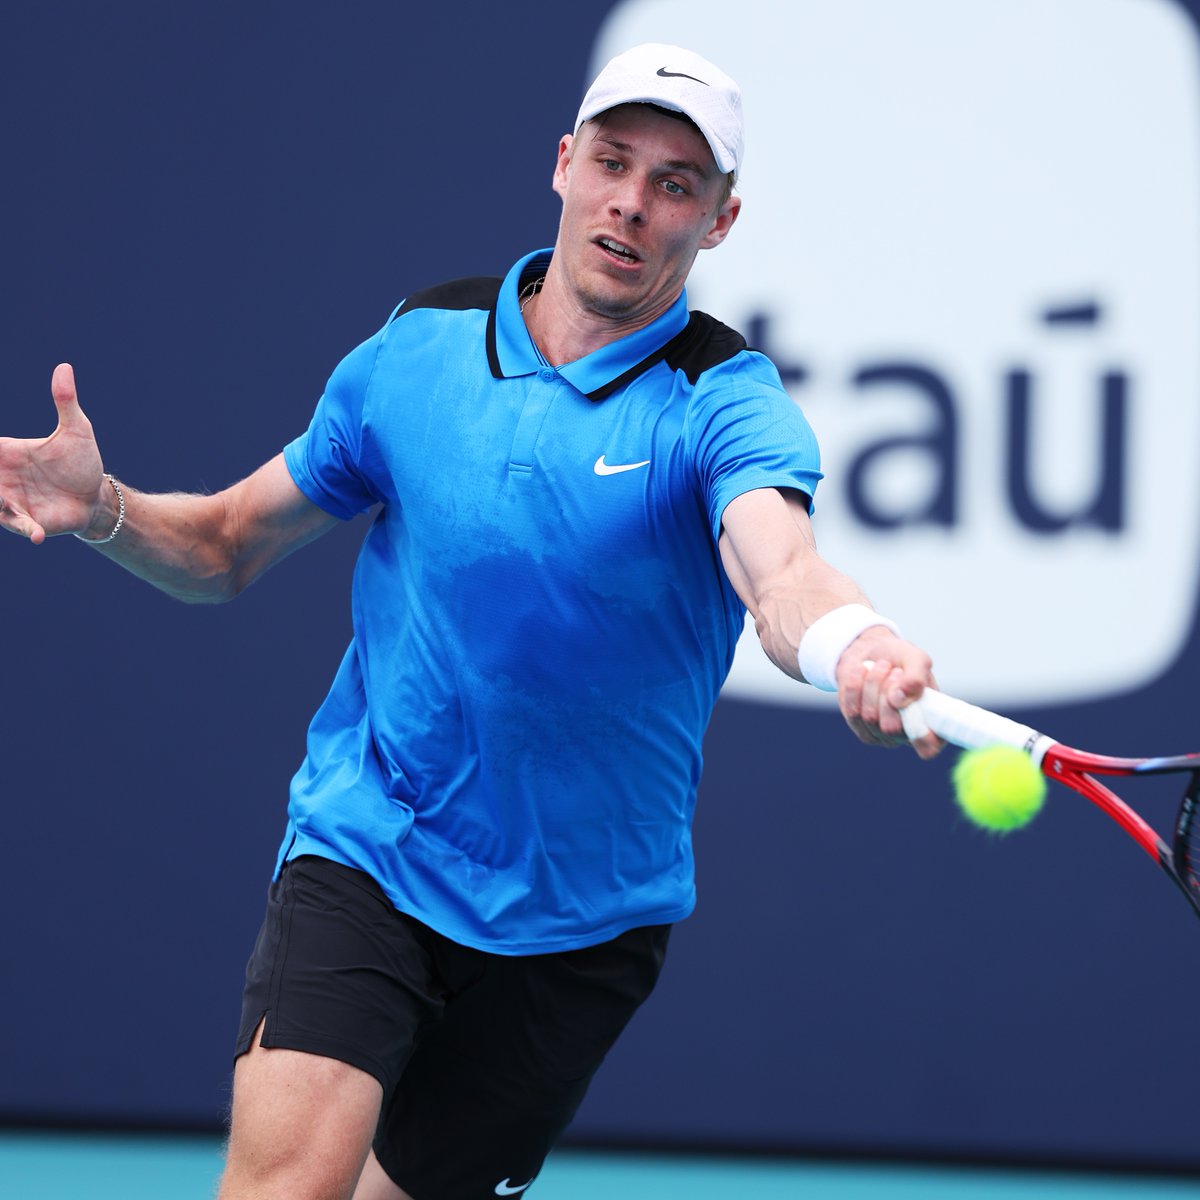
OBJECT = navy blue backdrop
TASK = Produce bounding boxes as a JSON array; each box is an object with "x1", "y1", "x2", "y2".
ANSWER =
[{"x1": 3, "y1": 0, "x2": 1199, "y2": 1172}]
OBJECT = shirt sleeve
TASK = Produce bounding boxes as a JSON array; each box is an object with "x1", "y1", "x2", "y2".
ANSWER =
[
  {"x1": 686, "y1": 350, "x2": 824, "y2": 540},
  {"x1": 282, "y1": 326, "x2": 388, "y2": 520}
]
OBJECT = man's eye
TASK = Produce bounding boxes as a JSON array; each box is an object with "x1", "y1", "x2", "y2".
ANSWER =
[{"x1": 662, "y1": 180, "x2": 685, "y2": 195}]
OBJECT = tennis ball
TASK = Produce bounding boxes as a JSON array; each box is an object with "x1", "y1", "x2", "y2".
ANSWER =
[{"x1": 952, "y1": 744, "x2": 1046, "y2": 833}]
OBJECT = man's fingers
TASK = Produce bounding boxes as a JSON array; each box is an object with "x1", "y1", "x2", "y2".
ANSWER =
[
  {"x1": 50, "y1": 362, "x2": 85, "y2": 428},
  {"x1": 0, "y1": 496, "x2": 46, "y2": 543},
  {"x1": 887, "y1": 669, "x2": 945, "y2": 759},
  {"x1": 909, "y1": 731, "x2": 944, "y2": 760},
  {"x1": 859, "y1": 658, "x2": 901, "y2": 734},
  {"x1": 848, "y1": 655, "x2": 944, "y2": 755},
  {"x1": 847, "y1": 661, "x2": 908, "y2": 748}
]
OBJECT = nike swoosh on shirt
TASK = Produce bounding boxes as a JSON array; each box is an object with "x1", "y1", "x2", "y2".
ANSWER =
[
  {"x1": 594, "y1": 455, "x2": 651, "y2": 476},
  {"x1": 494, "y1": 1180, "x2": 534, "y2": 1196}
]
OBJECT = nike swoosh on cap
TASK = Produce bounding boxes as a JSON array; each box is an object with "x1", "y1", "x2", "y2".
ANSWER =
[
  {"x1": 656, "y1": 66, "x2": 708, "y2": 85},
  {"x1": 594, "y1": 455, "x2": 651, "y2": 476}
]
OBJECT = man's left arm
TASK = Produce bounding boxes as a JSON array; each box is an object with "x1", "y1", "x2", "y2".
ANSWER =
[{"x1": 718, "y1": 486, "x2": 942, "y2": 759}]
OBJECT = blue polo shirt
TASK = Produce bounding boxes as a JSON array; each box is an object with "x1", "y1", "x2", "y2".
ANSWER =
[{"x1": 279, "y1": 248, "x2": 822, "y2": 953}]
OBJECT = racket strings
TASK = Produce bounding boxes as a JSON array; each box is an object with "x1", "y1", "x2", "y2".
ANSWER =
[{"x1": 1173, "y1": 773, "x2": 1200, "y2": 898}]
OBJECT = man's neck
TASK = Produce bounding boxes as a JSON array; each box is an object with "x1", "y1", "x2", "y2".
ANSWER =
[{"x1": 523, "y1": 262, "x2": 678, "y2": 367}]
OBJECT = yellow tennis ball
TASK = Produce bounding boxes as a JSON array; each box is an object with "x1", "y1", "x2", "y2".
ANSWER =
[{"x1": 952, "y1": 744, "x2": 1046, "y2": 833}]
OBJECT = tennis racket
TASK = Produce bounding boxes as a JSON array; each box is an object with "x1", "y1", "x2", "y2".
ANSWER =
[{"x1": 901, "y1": 688, "x2": 1200, "y2": 921}]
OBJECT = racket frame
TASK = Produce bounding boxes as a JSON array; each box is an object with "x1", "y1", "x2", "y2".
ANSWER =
[{"x1": 902, "y1": 689, "x2": 1200, "y2": 918}]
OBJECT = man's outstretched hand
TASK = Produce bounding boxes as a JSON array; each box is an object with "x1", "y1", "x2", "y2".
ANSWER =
[{"x1": 0, "y1": 364, "x2": 106, "y2": 544}]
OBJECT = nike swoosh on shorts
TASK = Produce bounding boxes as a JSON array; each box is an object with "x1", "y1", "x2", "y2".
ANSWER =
[{"x1": 494, "y1": 1179, "x2": 534, "y2": 1196}]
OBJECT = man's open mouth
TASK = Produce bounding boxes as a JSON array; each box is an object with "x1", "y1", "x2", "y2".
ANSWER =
[{"x1": 598, "y1": 237, "x2": 641, "y2": 263}]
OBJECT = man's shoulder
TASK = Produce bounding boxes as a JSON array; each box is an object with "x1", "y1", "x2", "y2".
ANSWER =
[
  {"x1": 391, "y1": 276, "x2": 502, "y2": 321},
  {"x1": 664, "y1": 311, "x2": 749, "y2": 384}
]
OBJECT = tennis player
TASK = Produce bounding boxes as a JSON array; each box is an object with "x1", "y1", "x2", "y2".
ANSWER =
[{"x1": 0, "y1": 43, "x2": 939, "y2": 1200}]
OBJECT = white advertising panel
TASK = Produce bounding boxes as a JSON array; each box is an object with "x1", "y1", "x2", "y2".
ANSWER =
[{"x1": 589, "y1": 0, "x2": 1200, "y2": 706}]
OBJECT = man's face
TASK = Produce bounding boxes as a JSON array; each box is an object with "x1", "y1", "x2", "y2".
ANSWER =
[{"x1": 551, "y1": 104, "x2": 740, "y2": 328}]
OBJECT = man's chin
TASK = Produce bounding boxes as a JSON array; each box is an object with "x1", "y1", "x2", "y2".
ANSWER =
[{"x1": 575, "y1": 279, "x2": 646, "y2": 322}]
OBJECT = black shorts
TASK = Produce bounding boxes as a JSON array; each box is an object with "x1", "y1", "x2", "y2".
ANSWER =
[{"x1": 235, "y1": 856, "x2": 669, "y2": 1199}]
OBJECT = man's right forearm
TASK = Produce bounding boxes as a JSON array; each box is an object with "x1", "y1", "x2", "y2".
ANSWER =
[
  {"x1": 76, "y1": 482, "x2": 246, "y2": 603},
  {"x1": 3, "y1": 369, "x2": 333, "y2": 586},
  {"x1": 73, "y1": 454, "x2": 340, "y2": 604}
]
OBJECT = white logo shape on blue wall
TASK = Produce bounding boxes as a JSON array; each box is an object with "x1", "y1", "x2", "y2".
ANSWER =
[{"x1": 589, "y1": 0, "x2": 1200, "y2": 707}]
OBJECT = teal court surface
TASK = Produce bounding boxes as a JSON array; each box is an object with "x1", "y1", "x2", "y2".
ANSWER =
[{"x1": 2, "y1": 1132, "x2": 1199, "y2": 1199}]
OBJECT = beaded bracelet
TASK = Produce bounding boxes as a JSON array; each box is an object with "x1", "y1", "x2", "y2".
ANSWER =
[{"x1": 74, "y1": 473, "x2": 126, "y2": 545}]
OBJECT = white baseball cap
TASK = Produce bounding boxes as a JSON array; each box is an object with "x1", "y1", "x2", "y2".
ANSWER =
[{"x1": 574, "y1": 43, "x2": 744, "y2": 180}]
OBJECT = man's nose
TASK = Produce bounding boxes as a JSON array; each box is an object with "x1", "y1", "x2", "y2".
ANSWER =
[{"x1": 610, "y1": 175, "x2": 649, "y2": 224}]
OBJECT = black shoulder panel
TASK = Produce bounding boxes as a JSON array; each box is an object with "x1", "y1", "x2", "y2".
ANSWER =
[
  {"x1": 663, "y1": 311, "x2": 747, "y2": 383},
  {"x1": 391, "y1": 276, "x2": 501, "y2": 320},
  {"x1": 586, "y1": 311, "x2": 749, "y2": 402}
]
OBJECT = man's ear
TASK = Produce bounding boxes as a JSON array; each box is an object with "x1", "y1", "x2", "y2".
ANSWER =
[
  {"x1": 551, "y1": 133, "x2": 575, "y2": 200},
  {"x1": 700, "y1": 193, "x2": 742, "y2": 250}
]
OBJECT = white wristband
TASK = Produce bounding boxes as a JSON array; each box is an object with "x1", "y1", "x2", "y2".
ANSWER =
[{"x1": 797, "y1": 603, "x2": 901, "y2": 692}]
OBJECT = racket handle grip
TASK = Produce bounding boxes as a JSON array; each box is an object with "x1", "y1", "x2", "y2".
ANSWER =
[{"x1": 902, "y1": 688, "x2": 1045, "y2": 758}]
